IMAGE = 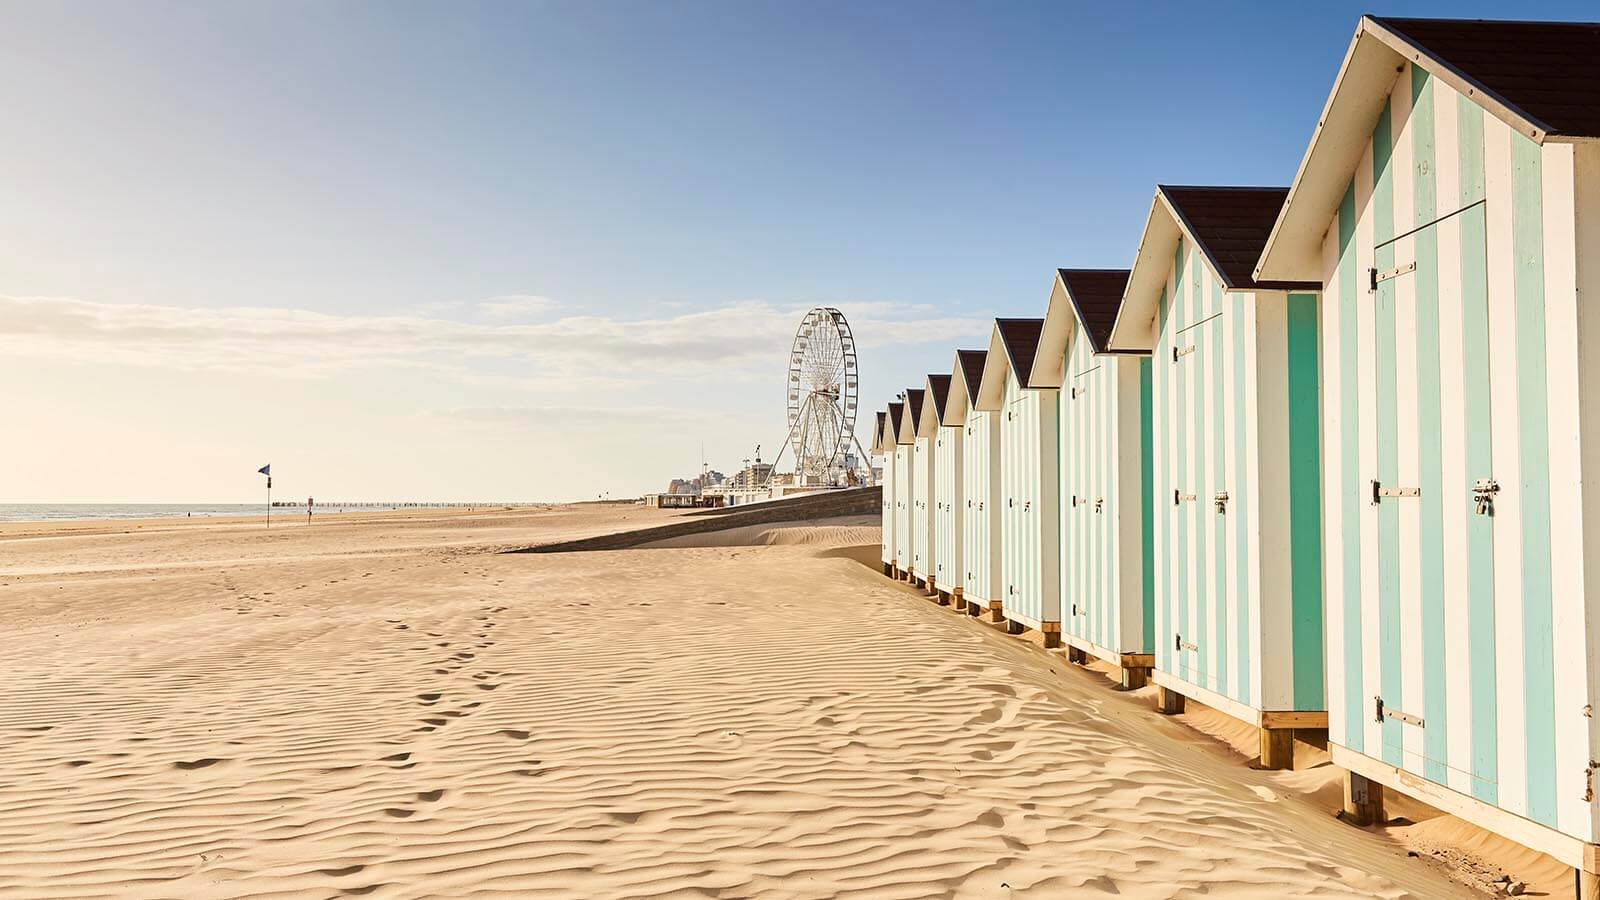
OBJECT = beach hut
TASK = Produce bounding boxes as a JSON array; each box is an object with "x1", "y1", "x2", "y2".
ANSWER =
[
  {"x1": 906, "y1": 388, "x2": 938, "y2": 596},
  {"x1": 873, "y1": 409, "x2": 896, "y2": 577},
  {"x1": 975, "y1": 319, "x2": 1062, "y2": 647},
  {"x1": 948, "y1": 349, "x2": 1004, "y2": 621},
  {"x1": 894, "y1": 390, "x2": 924, "y2": 584},
  {"x1": 1106, "y1": 184, "x2": 1324, "y2": 769},
  {"x1": 1032, "y1": 269, "x2": 1155, "y2": 688},
  {"x1": 1255, "y1": 16, "x2": 1600, "y2": 882},
  {"x1": 922, "y1": 374, "x2": 964, "y2": 606}
]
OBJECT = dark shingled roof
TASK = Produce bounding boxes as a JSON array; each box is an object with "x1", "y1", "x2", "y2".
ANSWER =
[
  {"x1": 1160, "y1": 186, "x2": 1313, "y2": 290},
  {"x1": 885, "y1": 402, "x2": 903, "y2": 442},
  {"x1": 956, "y1": 350, "x2": 987, "y2": 405},
  {"x1": 926, "y1": 374, "x2": 952, "y2": 421},
  {"x1": 1375, "y1": 16, "x2": 1600, "y2": 139},
  {"x1": 902, "y1": 389, "x2": 925, "y2": 436},
  {"x1": 1057, "y1": 269, "x2": 1130, "y2": 353},
  {"x1": 995, "y1": 318, "x2": 1045, "y2": 386}
]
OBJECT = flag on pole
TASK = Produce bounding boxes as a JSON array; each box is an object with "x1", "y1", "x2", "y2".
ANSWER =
[{"x1": 258, "y1": 464, "x2": 271, "y2": 476}]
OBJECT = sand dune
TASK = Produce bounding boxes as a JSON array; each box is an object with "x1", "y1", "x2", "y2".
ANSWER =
[{"x1": 0, "y1": 507, "x2": 1551, "y2": 897}]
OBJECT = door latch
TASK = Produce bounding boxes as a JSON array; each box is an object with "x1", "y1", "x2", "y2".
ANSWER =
[
  {"x1": 1370, "y1": 479, "x2": 1420, "y2": 505},
  {"x1": 1094, "y1": 498, "x2": 1104, "y2": 514},
  {"x1": 1472, "y1": 478, "x2": 1500, "y2": 516}
]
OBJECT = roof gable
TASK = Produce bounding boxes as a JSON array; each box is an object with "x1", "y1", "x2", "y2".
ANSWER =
[
  {"x1": 921, "y1": 374, "x2": 952, "y2": 436},
  {"x1": 871, "y1": 410, "x2": 888, "y2": 453},
  {"x1": 1109, "y1": 185, "x2": 1313, "y2": 351},
  {"x1": 884, "y1": 401, "x2": 904, "y2": 449},
  {"x1": 897, "y1": 389, "x2": 924, "y2": 443},
  {"x1": 975, "y1": 318, "x2": 1047, "y2": 411},
  {"x1": 1034, "y1": 268, "x2": 1139, "y2": 384},
  {"x1": 943, "y1": 349, "x2": 986, "y2": 425},
  {"x1": 1258, "y1": 14, "x2": 1600, "y2": 282}
]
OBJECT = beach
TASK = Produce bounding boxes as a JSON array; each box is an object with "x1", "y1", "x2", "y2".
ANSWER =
[{"x1": 0, "y1": 505, "x2": 1556, "y2": 897}]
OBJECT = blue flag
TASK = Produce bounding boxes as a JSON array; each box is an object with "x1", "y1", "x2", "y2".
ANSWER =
[{"x1": 258, "y1": 464, "x2": 271, "y2": 476}]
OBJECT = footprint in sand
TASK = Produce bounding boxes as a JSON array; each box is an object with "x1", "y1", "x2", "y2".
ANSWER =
[
  {"x1": 496, "y1": 729, "x2": 530, "y2": 740},
  {"x1": 476, "y1": 683, "x2": 499, "y2": 691},
  {"x1": 416, "y1": 789, "x2": 444, "y2": 802},
  {"x1": 417, "y1": 693, "x2": 441, "y2": 703}
]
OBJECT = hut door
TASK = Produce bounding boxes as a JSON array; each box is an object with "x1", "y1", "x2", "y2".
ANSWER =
[{"x1": 1369, "y1": 201, "x2": 1492, "y2": 766}]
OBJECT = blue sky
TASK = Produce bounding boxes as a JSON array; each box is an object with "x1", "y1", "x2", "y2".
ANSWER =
[{"x1": 3, "y1": 0, "x2": 1594, "y2": 501}]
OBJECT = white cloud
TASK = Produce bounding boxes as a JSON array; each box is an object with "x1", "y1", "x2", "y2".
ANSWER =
[
  {"x1": 476, "y1": 295, "x2": 561, "y2": 319},
  {"x1": 0, "y1": 293, "x2": 993, "y2": 386}
]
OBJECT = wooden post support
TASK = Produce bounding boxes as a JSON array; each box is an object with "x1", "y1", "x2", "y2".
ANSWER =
[
  {"x1": 1067, "y1": 646, "x2": 1088, "y2": 665},
  {"x1": 1156, "y1": 685, "x2": 1185, "y2": 715},
  {"x1": 1005, "y1": 619, "x2": 1025, "y2": 636},
  {"x1": 1041, "y1": 623, "x2": 1061, "y2": 649},
  {"x1": 1579, "y1": 866, "x2": 1600, "y2": 900},
  {"x1": 1259, "y1": 727, "x2": 1294, "y2": 770},
  {"x1": 989, "y1": 602, "x2": 1004, "y2": 624},
  {"x1": 1340, "y1": 770, "x2": 1386, "y2": 826},
  {"x1": 1119, "y1": 667, "x2": 1148, "y2": 690},
  {"x1": 953, "y1": 594, "x2": 967, "y2": 612}
]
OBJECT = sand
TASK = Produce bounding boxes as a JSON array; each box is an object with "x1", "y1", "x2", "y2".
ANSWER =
[{"x1": 0, "y1": 505, "x2": 1560, "y2": 897}]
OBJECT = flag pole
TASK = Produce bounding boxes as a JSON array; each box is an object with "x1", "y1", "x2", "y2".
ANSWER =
[{"x1": 266, "y1": 475, "x2": 271, "y2": 528}]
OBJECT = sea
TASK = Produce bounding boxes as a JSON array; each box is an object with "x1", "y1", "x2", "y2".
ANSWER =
[{"x1": 0, "y1": 503, "x2": 483, "y2": 523}]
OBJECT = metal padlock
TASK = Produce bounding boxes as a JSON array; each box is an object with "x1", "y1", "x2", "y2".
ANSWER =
[
  {"x1": 1214, "y1": 491, "x2": 1229, "y2": 514},
  {"x1": 1472, "y1": 478, "x2": 1499, "y2": 516}
]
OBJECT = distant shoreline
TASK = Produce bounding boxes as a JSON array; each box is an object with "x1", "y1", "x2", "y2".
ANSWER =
[{"x1": 0, "y1": 502, "x2": 551, "y2": 524}]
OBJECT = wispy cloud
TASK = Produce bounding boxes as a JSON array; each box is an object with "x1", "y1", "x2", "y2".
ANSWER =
[{"x1": 0, "y1": 294, "x2": 992, "y2": 385}]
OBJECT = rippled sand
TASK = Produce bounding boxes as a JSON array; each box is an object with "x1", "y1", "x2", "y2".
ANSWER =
[{"x1": 0, "y1": 505, "x2": 1529, "y2": 897}]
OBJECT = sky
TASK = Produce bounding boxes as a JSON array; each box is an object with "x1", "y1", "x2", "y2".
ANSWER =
[{"x1": 3, "y1": 0, "x2": 1595, "y2": 502}]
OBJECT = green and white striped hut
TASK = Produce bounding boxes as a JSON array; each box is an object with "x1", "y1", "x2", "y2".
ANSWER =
[
  {"x1": 1107, "y1": 185, "x2": 1324, "y2": 769},
  {"x1": 948, "y1": 349, "x2": 1004, "y2": 621},
  {"x1": 873, "y1": 409, "x2": 895, "y2": 577},
  {"x1": 921, "y1": 373, "x2": 964, "y2": 605},
  {"x1": 881, "y1": 401, "x2": 904, "y2": 579},
  {"x1": 1256, "y1": 16, "x2": 1600, "y2": 882},
  {"x1": 1033, "y1": 269, "x2": 1156, "y2": 689},
  {"x1": 906, "y1": 388, "x2": 938, "y2": 594},
  {"x1": 895, "y1": 389, "x2": 925, "y2": 585},
  {"x1": 975, "y1": 318, "x2": 1063, "y2": 647}
]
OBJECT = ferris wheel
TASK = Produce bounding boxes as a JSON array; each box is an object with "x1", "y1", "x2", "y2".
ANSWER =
[{"x1": 781, "y1": 307, "x2": 868, "y2": 482}]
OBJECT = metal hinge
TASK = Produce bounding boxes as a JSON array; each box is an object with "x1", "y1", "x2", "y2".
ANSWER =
[
  {"x1": 1370, "y1": 261, "x2": 1417, "y2": 291},
  {"x1": 1370, "y1": 480, "x2": 1420, "y2": 505},
  {"x1": 1472, "y1": 478, "x2": 1500, "y2": 516},
  {"x1": 1373, "y1": 696, "x2": 1424, "y2": 728}
]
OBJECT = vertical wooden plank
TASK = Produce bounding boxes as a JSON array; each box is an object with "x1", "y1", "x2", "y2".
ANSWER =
[
  {"x1": 1538, "y1": 140, "x2": 1587, "y2": 840},
  {"x1": 1457, "y1": 95, "x2": 1499, "y2": 805},
  {"x1": 1485, "y1": 111, "x2": 1526, "y2": 816}
]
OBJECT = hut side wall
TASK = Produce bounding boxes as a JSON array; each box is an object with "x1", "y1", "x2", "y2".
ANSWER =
[
  {"x1": 913, "y1": 434, "x2": 935, "y2": 581},
  {"x1": 880, "y1": 448, "x2": 896, "y2": 566},
  {"x1": 933, "y1": 424, "x2": 965, "y2": 594},
  {"x1": 963, "y1": 409, "x2": 1003, "y2": 605},
  {"x1": 1060, "y1": 326, "x2": 1155, "y2": 656},
  {"x1": 1000, "y1": 372, "x2": 1062, "y2": 628},
  {"x1": 1320, "y1": 62, "x2": 1594, "y2": 842},
  {"x1": 894, "y1": 444, "x2": 914, "y2": 573},
  {"x1": 1151, "y1": 235, "x2": 1324, "y2": 717}
]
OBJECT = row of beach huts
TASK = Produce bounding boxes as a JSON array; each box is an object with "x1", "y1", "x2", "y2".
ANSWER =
[{"x1": 871, "y1": 14, "x2": 1600, "y2": 895}]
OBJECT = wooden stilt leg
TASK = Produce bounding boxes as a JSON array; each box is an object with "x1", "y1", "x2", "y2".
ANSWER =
[
  {"x1": 1005, "y1": 619, "x2": 1025, "y2": 635},
  {"x1": 1578, "y1": 866, "x2": 1600, "y2": 900},
  {"x1": 1066, "y1": 646, "x2": 1088, "y2": 665},
  {"x1": 989, "y1": 602, "x2": 1004, "y2": 624},
  {"x1": 1340, "y1": 770, "x2": 1386, "y2": 826},
  {"x1": 1156, "y1": 685, "x2": 1185, "y2": 715},
  {"x1": 1119, "y1": 667, "x2": 1148, "y2": 690},
  {"x1": 1042, "y1": 630, "x2": 1061, "y2": 649},
  {"x1": 953, "y1": 589, "x2": 967, "y2": 611},
  {"x1": 1259, "y1": 727, "x2": 1294, "y2": 770}
]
